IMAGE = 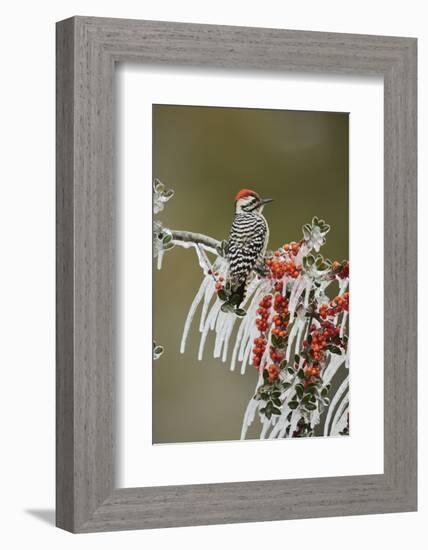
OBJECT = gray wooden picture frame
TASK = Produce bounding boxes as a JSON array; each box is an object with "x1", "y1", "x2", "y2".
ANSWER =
[{"x1": 56, "y1": 16, "x2": 417, "y2": 533}]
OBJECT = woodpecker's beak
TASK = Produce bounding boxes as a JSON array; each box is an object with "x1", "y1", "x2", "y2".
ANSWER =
[{"x1": 260, "y1": 197, "x2": 273, "y2": 205}]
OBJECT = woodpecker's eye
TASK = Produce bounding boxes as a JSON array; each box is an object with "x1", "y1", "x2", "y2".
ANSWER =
[{"x1": 241, "y1": 196, "x2": 259, "y2": 211}]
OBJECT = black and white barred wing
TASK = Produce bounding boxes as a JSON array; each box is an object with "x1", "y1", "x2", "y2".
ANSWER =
[{"x1": 227, "y1": 213, "x2": 267, "y2": 291}]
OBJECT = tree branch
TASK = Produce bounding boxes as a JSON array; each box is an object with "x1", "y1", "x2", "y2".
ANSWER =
[{"x1": 171, "y1": 230, "x2": 221, "y2": 255}]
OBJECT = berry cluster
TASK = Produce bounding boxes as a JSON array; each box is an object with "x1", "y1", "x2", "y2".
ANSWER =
[
  {"x1": 303, "y1": 319, "x2": 345, "y2": 366},
  {"x1": 253, "y1": 294, "x2": 272, "y2": 366},
  {"x1": 266, "y1": 254, "x2": 301, "y2": 280},
  {"x1": 253, "y1": 289, "x2": 290, "y2": 377},
  {"x1": 267, "y1": 364, "x2": 281, "y2": 383},
  {"x1": 305, "y1": 364, "x2": 321, "y2": 378},
  {"x1": 252, "y1": 336, "x2": 267, "y2": 368},
  {"x1": 283, "y1": 241, "x2": 301, "y2": 256},
  {"x1": 319, "y1": 292, "x2": 349, "y2": 319},
  {"x1": 271, "y1": 290, "x2": 289, "y2": 338}
]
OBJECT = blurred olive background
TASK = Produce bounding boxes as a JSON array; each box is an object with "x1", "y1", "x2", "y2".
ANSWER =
[{"x1": 153, "y1": 104, "x2": 348, "y2": 444}]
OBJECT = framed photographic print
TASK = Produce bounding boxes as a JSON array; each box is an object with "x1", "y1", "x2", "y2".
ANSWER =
[{"x1": 56, "y1": 17, "x2": 417, "y2": 532}]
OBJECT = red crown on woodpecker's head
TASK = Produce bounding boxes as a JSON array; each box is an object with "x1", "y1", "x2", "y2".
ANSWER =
[{"x1": 235, "y1": 189, "x2": 260, "y2": 202}]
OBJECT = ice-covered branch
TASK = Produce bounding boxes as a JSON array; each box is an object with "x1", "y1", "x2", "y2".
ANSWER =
[{"x1": 171, "y1": 230, "x2": 220, "y2": 255}]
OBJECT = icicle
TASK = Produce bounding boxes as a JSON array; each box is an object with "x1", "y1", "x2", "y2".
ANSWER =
[
  {"x1": 323, "y1": 375, "x2": 349, "y2": 436},
  {"x1": 339, "y1": 311, "x2": 348, "y2": 338},
  {"x1": 289, "y1": 408, "x2": 302, "y2": 437},
  {"x1": 295, "y1": 318, "x2": 308, "y2": 358},
  {"x1": 323, "y1": 352, "x2": 346, "y2": 385},
  {"x1": 260, "y1": 417, "x2": 272, "y2": 439},
  {"x1": 285, "y1": 309, "x2": 305, "y2": 362},
  {"x1": 240, "y1": 374, "x2": 264, "y2": 440},
  {"x1": 157, "y1": 249, "x2": 165, "y2": 270},
  {"x1": 310, "y1": 409, "x2": 321, "y2": 429},
  {"x1": 180, "y1": 277, "x2": 211, "y2": 354},
  {"x1": 303, "y1": 277, "x2": 312, "y2": 310},
  {"x1": 331, "y1": 401, "x2": 349, "y2": 436},
  {"x1": 198, "y1": 300, "x2": 221, "y2": 360},
  {"x1": 288, "y1": 276, "x2": 306, "y2": 320},
  {"x1": 199, "y1": 281, "x2": 216, "y2": 332},
  {"x1": 221, "y1": 315, "x2": 235, "y2": 362},
  {"x1": 193, "y1": 243, "x2": 211, "y2": 274},
  {"x1": 213, "y1": 311, "x2": 228, "y2": 358},
  {"x1": 240, "y1": 332, "x2": 255, "y2": 375},
  {"x1": 232, "y1": 282, "x2": 267, "y2": 371},
  {"x1": 230, "y1": 314, "x2": 246, "y2": 372}
]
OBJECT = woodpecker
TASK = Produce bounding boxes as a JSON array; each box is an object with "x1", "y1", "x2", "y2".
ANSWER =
[{"x1": 227, "y1": 189, "x2": 273, "y2": 306}]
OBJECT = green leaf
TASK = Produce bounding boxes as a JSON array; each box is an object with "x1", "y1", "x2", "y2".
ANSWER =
[
  {"x1": 154, "y1": 178, "x2": 164, "y2": 192},
  {"x1": 287, "y1": 367, "x2": 295, "y2": 375},
  {"x1": 273, "y1": 398, "x2": 282, "y2": 407},
  {"x1": 163, "y1": 188, "x2": 174, "y2": 199},
  {"x1": 271, "y1": 334, "x2": 280, "y2": 347},
  {"x1": 162, "y1": 234, "x2": 172, "y2": 244},
  {"x1": 301, "y1": 394, "x2": 312, "y2": 405},
  {"x1": 323, "y1": 397, "x2": 330, "y2": 406},
  {"x1": 154, "y1": 345, "x2": 164, "y2": 355},
  {"x1": 321, "y1": 387, "x2": 329, "y2": 397},
  {"x1": 221, "y1": 303, "x2": 234, "y2": 313},
  {"x1": 305, "y1": 402, "x2": 317, "y2": 411},
  {"x1": 295, "y1": 384, "x2": 304, "y2": 399},
  {"x1": 305, "y1": 383, "x2": 318, "y2": 395},
  {"x1": 288, "y1": 400, "x2": 299, "y2": 410},
  {"x1": 282, "y1": 382, "x2": 292, "y2": 390},
  {"x1": 328, "y1": 345, "x2": 342, "y2": 355},
  {"x1": 272, "y1": 406, "x2": 282, "y2": 415},
  {"x1": 163, "y1": 242, "x2": 175, "y2": 250},
  {"x1": 263, "y1": 369, "x2": 269, "y2": 382},
  {"x1": 217, "y1": 289, "x2": 228, "y2": 301},
  {"x1": 305, "y1": 255, "x2": 315, "y2": 267},
  {"x1": 235, "y1": 308, "x2": 247, "y2": 317},
  {"x1": 294, "y1": 354, "x2": 300, "y2": 364},
  {"x1": 229, "y1": 293, "x2": 241, "y2": 306},
  {"x1": 297, "y1": 369, "x2": 305, "y2": 379}
]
